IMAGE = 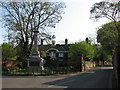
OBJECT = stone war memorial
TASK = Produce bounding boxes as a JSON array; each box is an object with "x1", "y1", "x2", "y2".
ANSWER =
[{"x1": 26, "y1": 28, "x2": 44, "y2": 72}]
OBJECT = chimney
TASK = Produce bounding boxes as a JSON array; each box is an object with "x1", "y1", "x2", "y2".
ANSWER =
[
  {"x1": 65, "y1": 39, "x2": 68, "y2": 45},
  {"x1": 52, "y1": 40, "x2": 55, "y2": 46},
  {"x1": 86, "y1": 37, "x2": 88, "y2": 43},
  {"x1": 41, "y1": 39, "x2": 43, "y2": 45}
]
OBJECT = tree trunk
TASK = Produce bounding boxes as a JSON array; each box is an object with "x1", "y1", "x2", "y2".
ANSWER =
[
  {"x1": 28, "y1": 36, "x2": 34, "y2": 56},
  {"x1": 114, "y1": 46, "x2": 120, "y2": 88},
  {"x1": 23, "y1": 35, "x2": 29, "y2": 58},
  {"x1": 117, "y1": 24, "x2": 120, "y2": 88},
  {"x1": 113, "y1": 21, "x2": 120, "y2": 88}
]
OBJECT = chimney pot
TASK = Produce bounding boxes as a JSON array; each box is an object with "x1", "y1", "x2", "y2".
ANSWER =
[{"x1": 65, "y1": 39, "x2": 68, "y2": 45}]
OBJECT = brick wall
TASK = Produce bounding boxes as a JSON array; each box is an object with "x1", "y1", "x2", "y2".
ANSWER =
[
  {"x1": 66, "y1": 57, "x2": 96, "y2": 72},
  {"x1": 2, "y1": 60, "x2": 19, "y2": 67}
]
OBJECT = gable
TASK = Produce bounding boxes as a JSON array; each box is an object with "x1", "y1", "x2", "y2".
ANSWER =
[{"x1": 46, "y1": 48, "x2": 59, "y2": 53}]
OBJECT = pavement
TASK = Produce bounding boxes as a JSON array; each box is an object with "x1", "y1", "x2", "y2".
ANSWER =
[
  {"x1": 97, "y1": 65, "x2": 117, "y2": 88},
  {"x1": 112, "y1": 70, "x2": 117, "y2": 88},
  {"x1": 94, "y1": 65, "x2": 117, "y2": 88}
]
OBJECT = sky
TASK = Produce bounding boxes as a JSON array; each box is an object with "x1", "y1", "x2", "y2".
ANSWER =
[
  {"x1": 52, "y1": 0, "x2": 111, "y2": 44},
  {"x1": 0, "y1": 0, "x2": 111, "y2": 45}
]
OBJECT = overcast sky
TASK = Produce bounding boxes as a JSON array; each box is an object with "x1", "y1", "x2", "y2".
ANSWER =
[{"x1": 0, "y1": 0, "x2": 112, "y2": 45}]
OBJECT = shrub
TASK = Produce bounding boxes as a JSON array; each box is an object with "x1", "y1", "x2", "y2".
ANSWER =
[{"x1": 2, "y1": 43, "x2": 17, "y2": 60}]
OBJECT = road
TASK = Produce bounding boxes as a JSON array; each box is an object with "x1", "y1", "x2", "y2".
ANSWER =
[{"x1": 2, "y1": 65, "x2": 114, "y2": 88}]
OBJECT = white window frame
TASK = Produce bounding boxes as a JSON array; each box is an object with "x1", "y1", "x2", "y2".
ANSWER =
[
  {"x1": 50, "y1": 51, "x2": 56, "y2": 59},
  {"x1": 59, "y1": 53, "x2": 64, "y2": 57}
]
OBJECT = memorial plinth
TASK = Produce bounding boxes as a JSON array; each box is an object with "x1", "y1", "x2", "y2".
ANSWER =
[{"x1": 26, "y1": 30, "x2": 44, "y2": 72}]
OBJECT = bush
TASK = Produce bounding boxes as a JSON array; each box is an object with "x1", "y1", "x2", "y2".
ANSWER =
[{"x1": 2, "y1": 43, "x2": 17, "y2": 60}]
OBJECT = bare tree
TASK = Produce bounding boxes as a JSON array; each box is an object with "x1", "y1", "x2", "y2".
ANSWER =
[
  {"x1": 0, "y1": 2, "x2": 66, "y2": 58},
  {"x1": 90, "y1": 1, "x2": 118, "y2": 21}
]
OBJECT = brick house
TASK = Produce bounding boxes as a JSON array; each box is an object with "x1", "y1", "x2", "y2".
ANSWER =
[
  {"x1": 38, "y1": 39, "x2": 72, "y2": 61},
  {"x1": 46, "y1": 39, "x2": 72, "y2": 61}
]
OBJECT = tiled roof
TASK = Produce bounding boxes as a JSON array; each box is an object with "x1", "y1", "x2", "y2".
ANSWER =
[
  {"x1": 54, "y1": 44, "x2": 72, "y2": 51},
  {"x1": 38, "y1": 44, "x2": 72, "y2": 52},
  {"x1": 38, "y1": 44, "x2": 52, "y2": 51}
]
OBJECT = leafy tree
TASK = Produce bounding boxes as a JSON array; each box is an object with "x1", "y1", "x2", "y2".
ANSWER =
[
  {"x1": 94, "y1": 45, "x2": 113, "y2": 64},
  {"x1": 2, "y1": 43, "x2": 17, "y2": 60},
  {"x1": 0, "y1": 2, "x2": 66, "y2": 58},
  {"x1": 96, "y1": 21, "x2": 120, "y2": 65},
  {"x1": 97, "y1": 21, "x2": 119, "y2": 54},
  {"x1": 69, "y1": 41, "x2": 95, "y2": 61}
]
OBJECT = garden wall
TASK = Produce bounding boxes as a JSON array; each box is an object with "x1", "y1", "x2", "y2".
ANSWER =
[{"x1": 66, "y1": 57, "x2": 96, "y2": 72}]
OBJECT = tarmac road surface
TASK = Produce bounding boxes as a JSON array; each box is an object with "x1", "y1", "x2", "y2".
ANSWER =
[{"x1": 2, "y1": 65, "x2": 114, "y2": 88}]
